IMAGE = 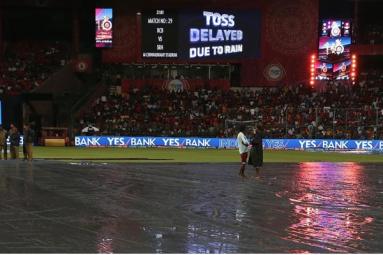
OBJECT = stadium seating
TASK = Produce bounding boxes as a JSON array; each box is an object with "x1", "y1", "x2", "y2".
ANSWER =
[
  {"x1": 0, "y1": 41, "x2": 70, "y2": 96},
  {"x1": 78, "y1": 71, "x2": 383, "y2": 139}
]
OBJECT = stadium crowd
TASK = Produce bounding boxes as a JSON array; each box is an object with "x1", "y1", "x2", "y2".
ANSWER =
[
  {"x1": 78, "y1": 70, "x2": 383, "y2": 139},
  {"x1": 0, "y1": 41, "x2": 69, "y2": 95},
  {"x1": 1, "y1": 40, "x2": 382, "y2": 140}
]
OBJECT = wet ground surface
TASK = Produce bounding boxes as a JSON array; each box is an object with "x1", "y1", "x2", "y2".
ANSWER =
[{"x1": 0, "y1": 161, "x2": 382, "y2": 253}]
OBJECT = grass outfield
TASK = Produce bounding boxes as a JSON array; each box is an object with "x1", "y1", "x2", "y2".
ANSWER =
[{"x1": 26, "y1": 146, "x2": 383, "y2": 163}]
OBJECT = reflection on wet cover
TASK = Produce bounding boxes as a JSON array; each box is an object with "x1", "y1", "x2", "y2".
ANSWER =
[{"x1": 284, "y1": 162, "x2": 376, "y2": 252}]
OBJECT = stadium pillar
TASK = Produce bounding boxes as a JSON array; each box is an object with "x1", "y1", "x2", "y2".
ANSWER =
[{"x1": 208, "y1": 65, "x2": 211, "y2": 80}]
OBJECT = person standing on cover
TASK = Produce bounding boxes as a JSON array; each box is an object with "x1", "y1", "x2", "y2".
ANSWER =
[
  {"x1": 237, "y1": 125, "x2": 249, "y2": 177},
  {"x1": 9, "y1": 124, "x2": 21, "y2": 159},
  {"x1": 0, "y1": 125, "x2": 7, "y2": 160},
  {"x1": 248, "y1": 126, "x2": 264, "y2": 177},
  {"x1": 23, "y1": 123, "x2": 35, "y2": 161}
]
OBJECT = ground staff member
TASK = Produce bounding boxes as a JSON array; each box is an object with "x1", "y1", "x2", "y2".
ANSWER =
[
  {"x1": 248, "y1": 125, "x2": 264, "y2": 177},
  {"x1": 23, "y1": 123, "x2": 35, "y2": 161},
  {"x1": 0, "y1": 125, "x2": 7, "y2": 160},
  {"x1": 9, "y1": 124, "x2": 21, "y2": 159},
  {"x1": 237, "y1": 125, "x2": 249, "y2": 177}
]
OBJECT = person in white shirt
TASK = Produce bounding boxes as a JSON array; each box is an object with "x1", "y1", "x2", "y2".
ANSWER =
[{"x1": 237, "y1": 125, "x2": 249, "y2": 177}]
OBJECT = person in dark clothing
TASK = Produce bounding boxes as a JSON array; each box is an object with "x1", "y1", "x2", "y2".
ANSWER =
[
  {"x1": 0, "y1": 125, "x2": 7, "y2": 160},
  {"x1": 3, "y1": 129, "x2": 7, "y2": 160},
  {"x1": 248, "y1": 125, "x2": 264, "y2": 176},
  {"x1": 9, "y1": 124, "x2": 21, "y2": 159},
  {"x1": 23, "y1": 123, "x2": 35, "y2": 161}
]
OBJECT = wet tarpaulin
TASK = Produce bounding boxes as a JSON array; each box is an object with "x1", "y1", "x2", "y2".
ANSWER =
[{"x1": 0, "y1": 161, "x2": 382, "y2": 253}]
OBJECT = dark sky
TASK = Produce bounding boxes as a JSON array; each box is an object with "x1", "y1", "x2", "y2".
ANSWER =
[
  {"x1": 2, "y1": 0, "x2": 383, "y2": 41},
  {"x1": 320, "y1": 0, "x2": 354, "y2": 18},
  {"x1": 320, "y1": 0, "x2": 383, "y2": 24}
]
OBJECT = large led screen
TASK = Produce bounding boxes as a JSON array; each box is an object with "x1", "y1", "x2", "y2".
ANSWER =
[
  {"x1": 316, "y1": 19, "x2": 352, "y2": 80},
  {"x1": 315, "y1": 61, "x2": 333, "y2": 80},
  {"x1": 318, "y1": 36, "x2": 351, "y2": 61},
  {"x1": 321, "y1": 19, "x2": 351, "y2": 37},
  {"x1": 141, "y1": 10, "x2": 261, "y2": 60},
  {"x1": 95, "y1": 8, "x2": 113, "y2": 48},
  {"x1": 141, "y1": 10, "x2": 178, "y2": 58},
  {"x1": 333, "y1": 60, "x2": 351, "y2": 80}
]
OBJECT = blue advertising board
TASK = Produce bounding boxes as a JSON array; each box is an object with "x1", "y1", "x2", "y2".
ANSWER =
[
  {"x1": 75, "y1": 136, "x2": 383, "y2": 152},
  {"x1": 263, "y1": 139, "x2": 383, "y2": 151},
  {"x1": 75, "y1": 136, "x2": 222, "y2": 148}
]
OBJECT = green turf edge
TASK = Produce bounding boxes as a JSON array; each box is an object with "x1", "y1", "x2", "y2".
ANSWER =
[{"x1": 22, "y1": 146, "x2": 383, "y2": 163}]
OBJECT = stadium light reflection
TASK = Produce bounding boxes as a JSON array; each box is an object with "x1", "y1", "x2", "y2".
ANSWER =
[{"x1": 285, "y1": 162, "x2": 374, "y2": 252}]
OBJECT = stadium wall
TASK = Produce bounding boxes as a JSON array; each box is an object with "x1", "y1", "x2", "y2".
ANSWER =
[
  {"x1": 101, "y1": 0, "x2": 318, "y2": 86},
  {"x1": 75, "y1": 136, "x2": 383, "y2": 152}
]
